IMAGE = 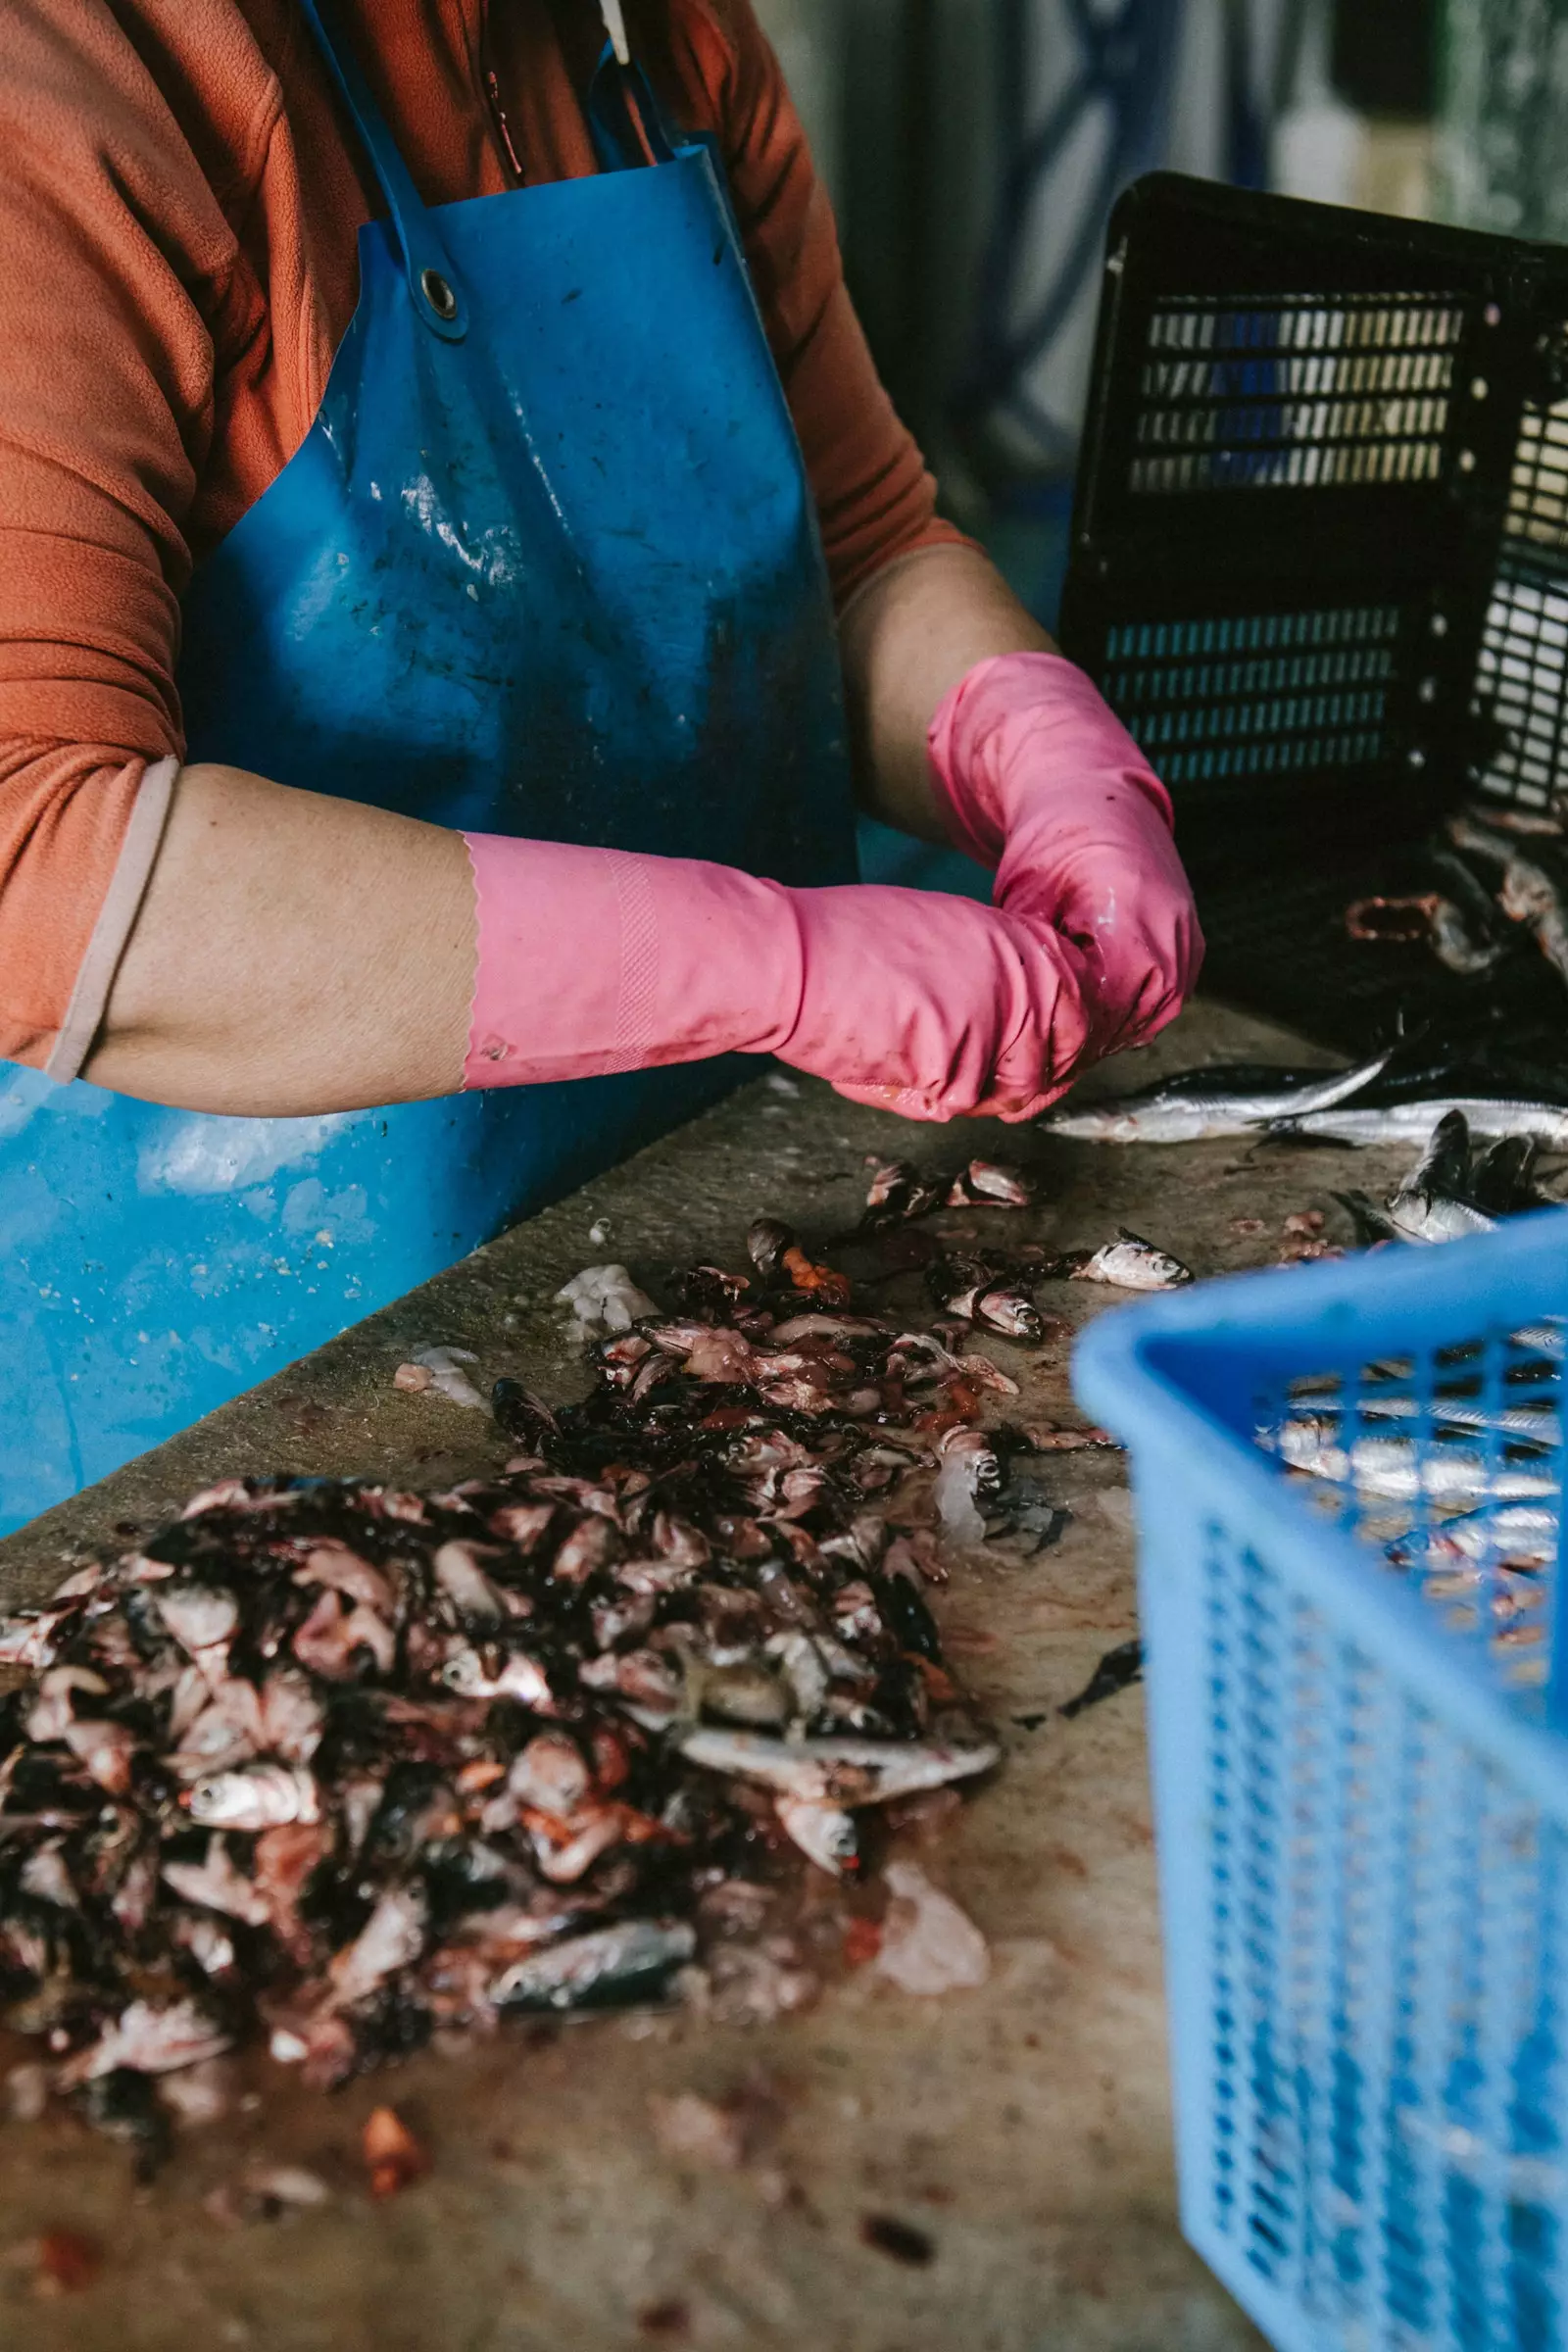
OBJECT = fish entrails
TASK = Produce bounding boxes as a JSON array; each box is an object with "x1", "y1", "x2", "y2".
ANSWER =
[{"x1": 0, "y1": 1215, "x2": 1004, "y2": 2152}]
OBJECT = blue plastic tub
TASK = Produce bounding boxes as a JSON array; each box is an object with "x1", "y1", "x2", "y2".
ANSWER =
[{"x1": 1074, "y1": 1213, "x2": 1568, "y2": 2352}]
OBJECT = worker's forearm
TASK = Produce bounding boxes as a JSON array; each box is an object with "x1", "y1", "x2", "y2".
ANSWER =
[
  {"x1": 83, "y1": 764, "x2": 475, "y2": 1116},
  {"x1": 839, "y1": 542, "x2": 1054, "y2": 842}
]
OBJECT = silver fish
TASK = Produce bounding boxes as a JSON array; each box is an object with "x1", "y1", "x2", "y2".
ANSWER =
[
  {"x1": 1287, "y1": 1100, "x2": 1568, "y2": 1150},
  {"x1": 1298, "y1": 1396, "x2": 1559, "y2": 1448},
  {"x1": 1070, "y1": 1230, "x2": 1193, "y2": 1292},
  {"x1": 1040, "y1": 1047, "x2": 1394, "y2": 1145},
  {"x1": 490, "y1": 1919, "x2": 697, "y2": 2011},
  {"x1": 1270, "y1": 1421, "x2": 1555, "y2": 1502},
  {"x1": 1384, "y1": 1501, "x2": 1557, "y2": 1574},
  {"x1": 675, "y1": 1728, "x2": 998, "y2": 1805},
  {"x1": 1385, "y1": 1142, "x2": 1498, "y2": 1240}
]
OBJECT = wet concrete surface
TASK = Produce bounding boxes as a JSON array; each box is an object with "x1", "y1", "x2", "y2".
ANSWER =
[{"x1": 0, "y1": 1001, "x2": 1415, "y2": 2351}]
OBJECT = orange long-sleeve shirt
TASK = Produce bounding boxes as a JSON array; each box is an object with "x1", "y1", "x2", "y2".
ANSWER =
[{"x1": 0, "y1": 0, "x2": 958, "y2": 1072}]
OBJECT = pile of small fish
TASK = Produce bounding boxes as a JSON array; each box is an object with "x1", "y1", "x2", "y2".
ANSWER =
[
  {"x1": 1346, "y1": 807, "x2": 1568, "y2": 992},
  {"x1": 0, "y1": 1208, "x2": 1107, "y2": 2151},
  {"x1": 1334, "y1": 1107, "x2": 1548, "y2": 1247}
]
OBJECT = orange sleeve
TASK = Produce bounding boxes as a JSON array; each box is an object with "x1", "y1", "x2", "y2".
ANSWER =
[
  {"x1": 665, "y1": 0, "x2": 967, "y2": 609},
  {"x1": 0, "y1": 4, "x2": 248, "y2": 1069}
]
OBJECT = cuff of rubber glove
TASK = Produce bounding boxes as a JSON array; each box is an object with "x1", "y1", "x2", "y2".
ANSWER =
[
  {"x1": 461, "y1": 832, "x2": 805, "y2": 1091},
  {"x1": 926, "y1": 650, "x2": 1175, "y2": 866}
]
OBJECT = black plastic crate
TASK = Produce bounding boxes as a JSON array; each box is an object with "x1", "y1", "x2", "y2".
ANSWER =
[{"x1": 1059, "y1": 173, "x2": 1568, "y2": 1051}]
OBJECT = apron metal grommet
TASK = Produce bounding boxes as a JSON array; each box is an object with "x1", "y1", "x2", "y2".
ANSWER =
[{"x1": 419, "y1": 267, "x2": 459, "y2": 322}]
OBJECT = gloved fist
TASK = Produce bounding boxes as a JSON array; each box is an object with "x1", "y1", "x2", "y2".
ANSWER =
[
  {"x1": 928, "y1": 652, "x2": 1203, "y2": 1056},
  {"x1": 778, "y1": 882, "x2": 1096, "y2": 1122}
]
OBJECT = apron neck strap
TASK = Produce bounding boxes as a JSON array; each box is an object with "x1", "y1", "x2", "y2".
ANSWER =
[
  {"x1": 297, "y1": 0, "x2": 469, "y2": 341},
  {"x1": 586, "y1": 40, "x2": 680, "y2": 171}
]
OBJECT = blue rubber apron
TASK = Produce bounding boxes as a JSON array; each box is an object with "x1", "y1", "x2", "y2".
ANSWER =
[{"x1": 0, "y1": 0, "x2": 855, "y2": 1535}]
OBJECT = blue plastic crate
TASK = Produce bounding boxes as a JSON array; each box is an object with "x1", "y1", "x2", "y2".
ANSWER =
[{"x1": 1074, "y1": 1213, "x2": 1568, "y2": 2352}]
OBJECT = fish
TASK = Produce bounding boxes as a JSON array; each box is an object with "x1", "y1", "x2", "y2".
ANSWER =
[
  {"x1": 674, "y1": 1729, "x2": 999, "y2": 1806},
  {"x1": 1379, "y1": 1108, "x2": 1500, "y2": 1244},
  {"x1": 1284, "y1": 1100, "x2": 1568, "y2": 1150},
  {"x1": 1383, "y1": 1500, "x2": 1557, "y2": 1575},
  {"x1": 1286, "y1": 1395, "x2": 1559, "y2": 1448},
  {"x1": 1068, "y1": 1230, "x2": 1193, "y2": 1291},
  {"x1": 490, "y1": 1920, "x2": 697, "y2": 2011},
  {"x1": 1334, "y1": 1108, "x2": 1549, "y2": 1248},
  {"x1": 1269, "y1": 1420, "x2": 1555, "y2": 1502},
  {"x1": 1039, "y1": 1046, "x2": 1396, "y2": 1145}
]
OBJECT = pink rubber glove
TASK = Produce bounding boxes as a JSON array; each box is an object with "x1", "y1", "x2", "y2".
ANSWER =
[
  {"x1": 462, "y1": 835, "x2": 1095, "y2": 1122},
  {"x1": 928, "y1": 651, "x2": 1203, "y2": 1055}
]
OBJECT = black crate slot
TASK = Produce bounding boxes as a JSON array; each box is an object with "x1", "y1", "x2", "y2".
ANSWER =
[
  {"x1": 1130, "y1": 295, "x2": 1465, "y2": 496},
  {"x1": 1105, "y1": 606, "x2": 1400, "y2": 790},
  {"x1": 1471, "y1": 394, "x2": 1568, "y2": 812},
  {"x1": 1473, "y1": 563, "x2": 1568, "y2": 810},
  {"x1": 1507, "y1": 395, "x2": 1568, "y2": 548}
]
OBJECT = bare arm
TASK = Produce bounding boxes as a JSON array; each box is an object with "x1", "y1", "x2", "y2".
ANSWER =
[
  {"x1": 838, "y1": 541, "x2": 1054, "y2": 841},
  {"x1": 83, "y1": 764, "x2": 475, "y2": 1116},
  {"x1": 82, "y1": 546, "x2": 1049, "y2": 1117}
]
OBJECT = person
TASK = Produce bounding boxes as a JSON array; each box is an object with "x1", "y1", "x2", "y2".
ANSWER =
[{"x1": 0, "y1": 0, "x2": 1200, "y2": 1525}]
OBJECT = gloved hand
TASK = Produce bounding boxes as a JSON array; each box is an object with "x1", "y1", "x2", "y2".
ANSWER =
[
  {"x1": 927, "y1": 651, "x2": 1203, "y2": 1055},
  {"x1": 462, "y1": 834, "x2": 1095, "y2": 1121}
]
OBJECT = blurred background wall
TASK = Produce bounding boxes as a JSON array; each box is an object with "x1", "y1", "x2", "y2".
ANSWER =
[{"x1": 748, "y1": 0, "x2": 1493, "y2": 618}]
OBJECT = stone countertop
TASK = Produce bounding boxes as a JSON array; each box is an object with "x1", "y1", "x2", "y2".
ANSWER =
[{"x1": 0, "y1": 1002, "x2": 1401, "y2": 2352}]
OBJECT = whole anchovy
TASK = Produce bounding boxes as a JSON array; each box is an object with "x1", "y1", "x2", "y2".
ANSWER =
[
  {"x1": 1384, "y1": 1500, "x2": 1557, "y2": 1572},
  {"x1": 491, "y1": 1920, "x2": 697, "y2": 2012},
  {"x1": 1286, "y1": 1100, "x2": 1568, "y2": 1150},
  {"x1": 675, "y1": 1729, "x2": 998, "y2": 1805},
  {"x1": 1298, "y1": 1396, "x2": 1559, "y2": 1447},
  {"x1": 1040, "y1": 1045, "x2": 1394, "y2": 1145}
]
